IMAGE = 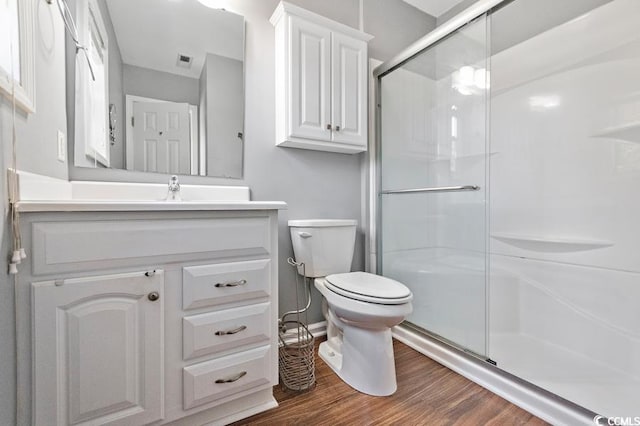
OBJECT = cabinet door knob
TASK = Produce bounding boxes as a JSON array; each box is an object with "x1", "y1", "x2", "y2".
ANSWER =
[
  {"x1": 215, "y1": 371, "x2": 247, "y2": 384},
  {"x1": 326, "y1": 124, "x2": 332, "y2": 130},
  {"x1": 147, "y1": 291, "x2": 160, "y2": 301},
  {"x1": 335, "y1": 125, "x2": 340, "y2": 131}
]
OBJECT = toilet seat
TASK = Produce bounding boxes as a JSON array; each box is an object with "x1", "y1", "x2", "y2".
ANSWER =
[{"x1": 325, "y1": 272, "x2": 412, "y2": 305}]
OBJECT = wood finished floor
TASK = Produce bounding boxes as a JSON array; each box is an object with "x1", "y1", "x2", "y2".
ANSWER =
[{"x1": 233, "y1": 339, "x2": 547, "y2": 426}]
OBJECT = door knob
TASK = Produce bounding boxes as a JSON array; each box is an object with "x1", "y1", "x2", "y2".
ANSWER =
[{"x1": 148, "y1": 291, "x2": 160, "y2": 301}]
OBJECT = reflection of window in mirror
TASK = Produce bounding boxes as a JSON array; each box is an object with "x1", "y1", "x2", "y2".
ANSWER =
[
  {"x1": 75, "y1": 0, "x2": 110, "y2": 167},
  {"x1": 0, "y1": 0, "x2": 35, "y2": 112},
  {"x1": 0, "y1": 0, "x2": 20, "y2": 83}
]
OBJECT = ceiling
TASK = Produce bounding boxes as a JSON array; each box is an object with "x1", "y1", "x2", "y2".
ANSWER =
[
  {"x1": 402, "y1": 0, "x2": 467, "y2": 17},
  {"x1": 106, "y1": 0, "x2": 244, "y2": 79}
]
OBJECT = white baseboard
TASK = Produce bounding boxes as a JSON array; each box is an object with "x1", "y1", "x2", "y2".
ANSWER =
[
  {"x1": 279, "y1": 321, "x2": 327, "y2": 345},
  {"x1": 392, "y1": 325, "x2": 596, "y2": 426},
  {"x1": 307, "y1": 321, "x2": 327, "y2": 338}
]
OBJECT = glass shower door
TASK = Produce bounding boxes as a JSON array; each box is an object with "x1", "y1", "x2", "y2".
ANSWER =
[{"x1": 378, "y1": 16, "x2": 489, "y2": 356}]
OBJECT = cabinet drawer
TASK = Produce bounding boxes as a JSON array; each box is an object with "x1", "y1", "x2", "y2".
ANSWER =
[
  {"x1": 183, "y1": 259, "x2": 271, "y2": 310},
  {"x1": 183, "y1": 303, "x2": 271, "y2": 360},
  {"x1": 183, "y1": 345, "x2": 272, "y2": 410},
  {"x1": 31, "y1": 216, "x2": 271, "y2": 275}
]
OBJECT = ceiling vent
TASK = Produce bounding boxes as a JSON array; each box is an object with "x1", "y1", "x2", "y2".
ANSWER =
[{"x1": 176, "y1": 53, "x2": 193, "y2": 68}]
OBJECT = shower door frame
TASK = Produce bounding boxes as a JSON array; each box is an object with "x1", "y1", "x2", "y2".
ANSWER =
[
  {"x1": 369, "y1": 1, "x2": 608, "y2": 422},
  {"x1": 372, "y1": 0, "x2": 509, "y2": 276}
]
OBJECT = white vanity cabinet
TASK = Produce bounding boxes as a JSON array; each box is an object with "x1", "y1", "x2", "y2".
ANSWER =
[
  {"x1": 271, "y1": 1, "x2": 372, "y2": 154},
  {"x1": 17, "y1": 206, "x2": 283, "y2": 426},
  {"x1": 32, "y1": 271, "x2": 165, "y2": 426}
]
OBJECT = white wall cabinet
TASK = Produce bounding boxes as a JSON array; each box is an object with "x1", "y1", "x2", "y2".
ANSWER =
[
  {"x1": 271, "y1": 2, "x2": 372, "y2": 154},
  {"x1": 17, "y1": 209, "x2": 282, "y2": 426}
]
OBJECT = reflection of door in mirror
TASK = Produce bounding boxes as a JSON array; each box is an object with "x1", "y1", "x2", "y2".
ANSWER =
[{"x1": 130, "y1": 100, "x2": 192, "y2": 175}]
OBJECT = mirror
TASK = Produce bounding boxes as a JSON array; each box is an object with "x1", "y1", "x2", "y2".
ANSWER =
[{"x1": 72, "y1": 0, "x2": 245, "y2": 178}]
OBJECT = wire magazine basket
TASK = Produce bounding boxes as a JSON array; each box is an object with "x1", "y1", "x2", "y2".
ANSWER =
[
  {"x1": 278, "y1": 320, "x2": 315, "y2": 391},
  {"x1": 278, "y1": 258, "x2": 315, "y2": 392}
]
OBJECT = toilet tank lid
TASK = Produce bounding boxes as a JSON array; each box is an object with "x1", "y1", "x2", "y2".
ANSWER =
[{"x1": 288, "y1": 219, "x2": 357, "y2": 227}]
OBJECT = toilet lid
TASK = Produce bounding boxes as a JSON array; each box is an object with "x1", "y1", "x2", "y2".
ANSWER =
[{"x1": 325, "y1": 272, "x2": 412, "y2": 305}]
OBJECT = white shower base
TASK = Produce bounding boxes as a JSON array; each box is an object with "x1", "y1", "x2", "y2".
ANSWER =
[
  {"x1": 383, "y1": 247, "x2": 640, "y2": 418},
  {"x1": 492, "y1": 332, "x2": 640, "y2": 418}
]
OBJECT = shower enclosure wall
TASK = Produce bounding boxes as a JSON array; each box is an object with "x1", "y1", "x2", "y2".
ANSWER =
[{"x1": 376, "y1": 0, "x2": 640, "y2": 419}]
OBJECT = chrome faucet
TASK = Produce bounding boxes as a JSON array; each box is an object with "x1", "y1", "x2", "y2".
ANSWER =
[{"x1": 167, "y1": 175, "x2": 181, "y2": 201}]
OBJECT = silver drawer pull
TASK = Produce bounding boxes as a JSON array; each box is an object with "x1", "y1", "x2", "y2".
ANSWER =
[
  {"x1": 214, "y1": 279, "x2": 247, "y2": 288},
  {"x1": 215, "y1": 371, "x2": 247, "y2": 384},
  {"x1": 214, "y1": 325, "x2": 247, "y2": 336}
]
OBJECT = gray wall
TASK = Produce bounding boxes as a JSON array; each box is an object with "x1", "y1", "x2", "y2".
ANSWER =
[
  {"x1": 437, "y1": 0, "x2": 478, "y2": 25},
  {"x1": 122, "y1": 64, "x2": 200, "y2": 106},
  {"x1": 0, "y1": 4, "x2": 68, "y2": 425},
  {"x1": 364, "y1": 0, "x2": 436, "y2": 61}
]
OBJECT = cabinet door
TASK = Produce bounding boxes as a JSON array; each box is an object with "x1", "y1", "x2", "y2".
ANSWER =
[
  {"x1": 289, "y1": 16, "x2": 332, "y2": 141},
  {"x1": 32, "y1": 271, "x2": 164, "y2": 426},
  {"x1": 331, "y1": 32, "x2": 367, "y2": 147}
]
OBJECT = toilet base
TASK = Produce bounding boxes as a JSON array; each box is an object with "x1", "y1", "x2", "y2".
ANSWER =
[{"x1": 318, "y1": 323, "x2": 398, "y2": 396}]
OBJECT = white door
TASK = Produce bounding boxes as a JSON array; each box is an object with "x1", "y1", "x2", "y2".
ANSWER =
[
  {"x1": 289, "y1": 16, "x2": 332, "y2": 141},
  {"x1": 32, "y1": 271, "x2": 164, "y2": 426},
  {"x1": 331, "y1": 32, "x2": 367, "y2": 147},
  {"x1": 133, "y1": 101, "x2": 191, "y2": 174}
]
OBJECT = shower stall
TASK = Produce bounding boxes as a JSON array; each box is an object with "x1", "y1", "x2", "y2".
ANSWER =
[{"x1": 374, "y1": 0, "x2": 640, "y2": 420}]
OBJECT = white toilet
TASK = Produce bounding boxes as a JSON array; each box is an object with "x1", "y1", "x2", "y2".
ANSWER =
[{"x1": 288, "y1": 219, "x2": 413, "y2": 396}]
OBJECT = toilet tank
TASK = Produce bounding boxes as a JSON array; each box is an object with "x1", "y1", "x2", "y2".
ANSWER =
[{"x1": 288, "y1": 219, "x2": 357, "y2": 277}]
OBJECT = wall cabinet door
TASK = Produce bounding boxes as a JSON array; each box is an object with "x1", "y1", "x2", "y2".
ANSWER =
[
  {"x1": 289, "y1": 16, "x2": 332, "y2": 142},
  {"x1": 331, "y1": 32, "x2": 367, "y2": 147},
  {"x1": 32, "y1": 270, "x2": 164, "y2": 426}
]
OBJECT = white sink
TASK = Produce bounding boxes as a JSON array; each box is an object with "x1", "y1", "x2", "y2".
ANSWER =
[{"x1": 13, "y1": 170, "x2": 287, "y2": 212}]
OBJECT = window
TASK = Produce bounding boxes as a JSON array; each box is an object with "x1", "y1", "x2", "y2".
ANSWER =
[
  {"x1": 0, "y1": 0, "x2": 20, "y2": 83},
  {"x1": 0, "y1": 0, "x2": 36, "y2": 112}
]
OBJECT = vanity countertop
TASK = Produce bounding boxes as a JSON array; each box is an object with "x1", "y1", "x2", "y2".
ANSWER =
[
  {"x1": 13, "y1": 170, "x2": 287, "y2": 212},
  {"x1": 16, "y1": 200, "x2": 287, "y2": 213}
]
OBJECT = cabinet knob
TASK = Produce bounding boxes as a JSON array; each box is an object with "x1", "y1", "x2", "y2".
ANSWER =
[
  {"x1": 335, "y1": 125, "x2": 340, "y2": 131},
  {"x1": 147, "y1": 291, "x2": 160, "y2": 302},
  {"x1": 326, "y1": 124, "x2": 332, "y2": 130}
]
